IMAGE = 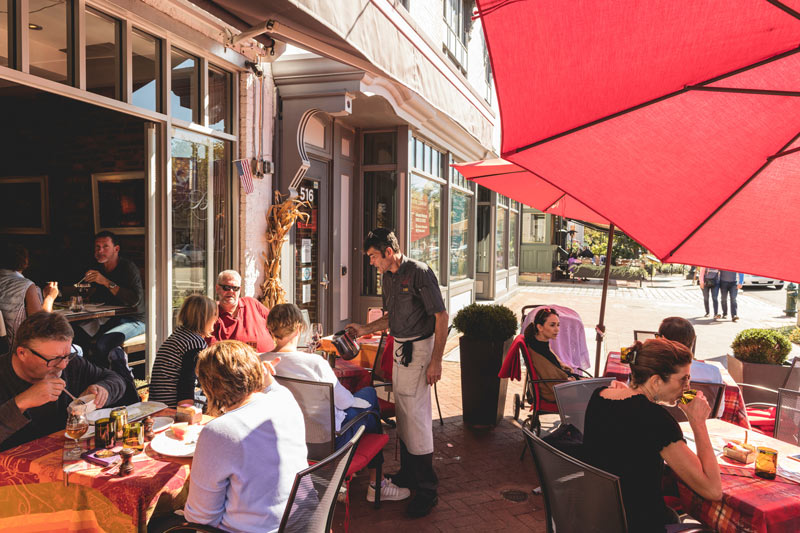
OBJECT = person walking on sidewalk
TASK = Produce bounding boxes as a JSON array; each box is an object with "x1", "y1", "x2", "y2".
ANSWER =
[
  {"x1": 719, "y1": 270, "x2": 744, "y2": 322},
  {"x1": 698, "y1": 267, "x2": 720, "y2": 318},
  {"x1": 347, "y1": 228, "x2": 448, "y2": 518}
]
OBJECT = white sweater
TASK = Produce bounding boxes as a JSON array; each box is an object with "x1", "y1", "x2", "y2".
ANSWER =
[{"x1": 184, "y1": 385, "x2": 309, "y2": 533}]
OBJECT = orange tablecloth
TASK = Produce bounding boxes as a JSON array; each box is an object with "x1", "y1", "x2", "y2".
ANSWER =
[{"x1": 0, "y1": 409, "x2": 194, "y2": 532}]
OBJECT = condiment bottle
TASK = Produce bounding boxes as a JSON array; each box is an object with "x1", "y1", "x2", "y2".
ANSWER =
[
  {"x1": 118, "y1": 448, "x2": 135, "y2": 477},
  {"x1": 143, "y1": 416, "x2": 155, "y2": 442}
]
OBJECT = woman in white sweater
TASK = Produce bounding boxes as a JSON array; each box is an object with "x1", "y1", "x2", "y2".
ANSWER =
[{"x1": 184, "y1": 340, "x2": 310, "y2": 533}]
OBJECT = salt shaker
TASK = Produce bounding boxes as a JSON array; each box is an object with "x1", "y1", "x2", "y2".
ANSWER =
[
  {"x1": 118, "y1": 448, "x2": 135, "y2": 477},
  {"x1": 143, "y1": 416, "x2": 155, "y2": 442}
]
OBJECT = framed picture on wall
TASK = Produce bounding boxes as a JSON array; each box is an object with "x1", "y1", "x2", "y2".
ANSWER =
[
  {"x1": 92, "y1": 172, "x2": 145, "y2": 235},
  {"x1": 0, "y1": 176, "x2": 50, "y2": 234}
]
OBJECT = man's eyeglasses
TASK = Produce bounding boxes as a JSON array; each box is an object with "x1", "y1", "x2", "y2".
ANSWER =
[
  {"x1": 26, "y1": 345, "x2": 80, "y2": 367},
  {"x1": 219, "y1": 284, "x2": 240, "y2": 292}
]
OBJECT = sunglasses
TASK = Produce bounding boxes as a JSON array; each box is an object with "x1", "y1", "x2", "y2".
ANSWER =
[
  {"x1": 26, "y1": 345, "x2": 80, "y2": 367},
  {"x1": 219, "y1": 284, "x2": 240, "y2": 292}
]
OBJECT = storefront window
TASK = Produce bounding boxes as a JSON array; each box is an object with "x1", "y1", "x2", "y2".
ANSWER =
[
  {"x1": 170, "y1": 48, "x2": 199, "y2": 123},
  {"x1": 496, "y1": 206, "x2": 507, "y2": 270},
  {"x1": 85, "y1": 8, "x2": 120, "y2": 100},
  {"x1": 450, "y1": 191, "x2": 471, "y2": 280},
  {"x1": 522, "y1": 212, "x2": 547, "y2": 243},
  {"x1": 1, "y1": 0, "x2": 9, "y2": 67},
  {"x1": 509, "y1": 210, "x2": 519, "y2": 267},
  {"x1": 29, "y1": 0, "x2": 70, "y2": 84},
  {"x1": 476, "y1": 204, "x2": 490, "y2": 273},
  {"x1": 208, "y1": 65, "x2": 230, "y2": 132},
  {"x1": 364, "y1": 132, "x2": 396, "y2": 165},
  {"x1": 410, "y1": 173, "x2": 441, "y2": 281},
  {"x1": 131, "y1": 29, "x2": 161, "y2": 112},
  {"x1": 362, "y1": 170, "x2": 397, "y2": 296},
  {"x1": 171, "y1": 129, "x2": 229, "y2": 318}
]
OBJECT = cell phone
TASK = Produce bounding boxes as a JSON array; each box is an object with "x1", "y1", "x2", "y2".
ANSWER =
[{"x1": 80, "y1": 447, "x2": 118, "y2": 468}]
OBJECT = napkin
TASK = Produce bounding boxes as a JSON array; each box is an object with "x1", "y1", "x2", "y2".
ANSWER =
[{"x1": 351, "y1": 398, "x2": 371, "y2": 409}]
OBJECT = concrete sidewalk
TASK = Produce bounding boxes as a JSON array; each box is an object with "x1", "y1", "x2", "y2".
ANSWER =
[{"x1": 337, "y1": 274, "x2": 796, "y2": 532}]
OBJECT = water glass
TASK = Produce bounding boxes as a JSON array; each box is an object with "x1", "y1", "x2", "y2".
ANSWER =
[
  {"x1": 69, "y1": 296, "x2": 84, "y2": 312},
  {"x1": 65, "y1": 407, "x2": 88, "y2": 460}
]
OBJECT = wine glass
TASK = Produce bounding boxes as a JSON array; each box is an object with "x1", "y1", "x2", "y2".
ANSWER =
[
  {"x1": 308, "y1": 323, "x2": 323, "y2": 353},
  {"x1": 65, "y1": 406, "x2": 89, "y2": 460}
]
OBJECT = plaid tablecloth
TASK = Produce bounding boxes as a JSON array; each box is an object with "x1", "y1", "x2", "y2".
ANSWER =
[
  {"x1": 603, "y1": 352, "x2": 750, "y2": 429},
  {"x1": 0, "y1": 409, "x2": 191, "y2": 532},
  {"x1": 334, "y1": 358, "x2": 372, "y2": 392}
]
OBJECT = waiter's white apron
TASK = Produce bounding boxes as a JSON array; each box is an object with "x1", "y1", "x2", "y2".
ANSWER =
[{"x1": 392, "y1": 335, "x2": 435, "y2": 455}]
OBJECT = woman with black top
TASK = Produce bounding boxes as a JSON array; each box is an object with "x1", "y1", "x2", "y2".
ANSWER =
[
  {"x1": 149, "y1": 295, "x2": 217, "y2": 408},
  {"x1": 583, "y1": 339, "x2": 722, "y2": 532},
  {"x1": 523, "y1": 308, "x2": 583, "y2": 402}
]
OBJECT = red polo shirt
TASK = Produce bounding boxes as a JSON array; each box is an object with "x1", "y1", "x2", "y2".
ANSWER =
[{"x1": 210, "y1": 296, "x2": 275, "y2": 352}]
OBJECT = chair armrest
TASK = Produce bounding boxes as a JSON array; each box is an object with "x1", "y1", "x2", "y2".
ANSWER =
[
  {"x1": 530, "y1": 379, "x2": 572, "y2": 384},
  {"x1": 336, "y1": 409, "x2": 380, "y2": 438},
  {"x1": 576, "y1": 368, "x2": 594, "y2": 378},
  {"x1": 164, "y1": 522, "x2": 227, "y2": 533},
  {"x1": 736, "y1": 383, "x2": 779, "y2": 396},
  {"x1": 745, "y1": 402, "x2": 778, "y2": 410},
  {"x1": 371, "y1": 382, "x2": 393, "y2": 390}
]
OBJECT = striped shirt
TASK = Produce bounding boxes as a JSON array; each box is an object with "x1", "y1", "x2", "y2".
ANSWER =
[{"x1": 150, "y1": 327, "x2": 207, "y2": 408}]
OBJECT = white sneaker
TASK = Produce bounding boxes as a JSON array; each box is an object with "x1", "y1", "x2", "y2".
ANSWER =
[{"x1": 367, "y1": 479, "x2": 411, "y2": 502}]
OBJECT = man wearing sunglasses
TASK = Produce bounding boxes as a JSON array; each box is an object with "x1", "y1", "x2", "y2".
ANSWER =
[
  {"x1": 209, "y1": 270, "x2": 274, "y2": 352},
  {"x1": 0, "y1": 312, "x2": 125, "y2": 451}
]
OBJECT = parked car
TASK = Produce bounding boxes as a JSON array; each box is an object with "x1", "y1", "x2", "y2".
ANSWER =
[
  {"x1": 173, "y1": 243, "x2": 205, "y2": 266},
  {"x1": 742, "y1": 274, "x2": 784, "y2": 289}
]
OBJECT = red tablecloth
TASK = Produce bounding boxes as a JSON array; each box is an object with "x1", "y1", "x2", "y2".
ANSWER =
[
  {"x1": 603, "y1": 352, "x2": 750, "y2": 429},
  {"x1": 0, "y1": 409, "x2": 191, "y2": 532},
  {"x1": 333, "y1": 358, "x2": 371, "y2": 393}
]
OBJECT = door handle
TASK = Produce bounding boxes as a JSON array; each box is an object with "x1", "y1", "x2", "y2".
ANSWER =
[{"x1": 320, "y1": 273, "x2": 330, "y2": 289}]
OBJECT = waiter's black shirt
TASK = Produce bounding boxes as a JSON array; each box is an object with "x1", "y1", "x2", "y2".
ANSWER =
[
  {"x1": 0, "y1": 353, "x2": 126, "y2": 451},
  {"x1": 381, "y1": 255, "x2": 445, "y2": 338},
  {"x1": 89, "y1": 257, "x2": 145, "y2": 322}
]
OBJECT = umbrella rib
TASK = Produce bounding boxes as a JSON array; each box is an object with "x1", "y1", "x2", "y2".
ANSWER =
[
  {"x1": 687, "y1": 86, "x2": 800, "y2": 97},
  {"x1": 766, "y1": 0, "x2": 800, "y2": 21},
  {"x1": 545, "y1": 193, "x2": 567, "y2": 211},
  {"x1": 769, "y1": 145, "x2": 800, "y2": 160},
  {"x1": 664, "y1": 130, "x2": 800, "y2": 261},
  {"x1": 509, "y1": 46, "x2": 800, "y2": 155},
  {"x1": 467, "y1": 169, "x2": 531, "y2": 179}
]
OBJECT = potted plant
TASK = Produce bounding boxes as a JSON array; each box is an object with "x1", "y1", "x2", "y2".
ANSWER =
[
  {"x1": 453, "y1": 303, "x2": 517, "y2": 426},
  {"x1": 727, "y1": 328, "x2": 793, "y2": 404}
]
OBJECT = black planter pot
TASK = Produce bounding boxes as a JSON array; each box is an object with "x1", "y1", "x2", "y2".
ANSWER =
[{"x1": 459, "y1": 336, "x2": 510, "y2": 426}]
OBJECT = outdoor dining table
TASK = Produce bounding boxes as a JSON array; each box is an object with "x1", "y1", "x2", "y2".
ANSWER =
[
  {"x1": 0, "y1": 408, "x2": 199, "y2": 533},
  {"x1": 604, "y1": 351, "x2": 750, "y2": 429},
  {"x1": 674, "y1": 418, "x2": 800, "y2": 533},
  {"x1": 319, "y1": 334, "x2": 381, "y2": 370},
  {"x1": 54, "y1": 303, "x2": 138, "y2": 323}
]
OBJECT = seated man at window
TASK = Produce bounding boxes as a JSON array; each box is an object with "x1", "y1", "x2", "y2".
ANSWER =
[
  {"x1": 209, "y1": 270, "x2": 274, "y2": 352},
  {"x1": 0, "y1": 312, "x2": 125, "y2": 451},
  {"x1": 73, "y1": 231, "x2": 145, "y2": 374}
]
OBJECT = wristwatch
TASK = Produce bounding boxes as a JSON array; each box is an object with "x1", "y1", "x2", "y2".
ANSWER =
[{"x1": 108, "y1": 282, "x2": 118, "y2": 290}]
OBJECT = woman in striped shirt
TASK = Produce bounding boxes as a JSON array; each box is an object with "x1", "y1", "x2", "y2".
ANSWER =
[{"x1": 150, "y1": 295, "x2": 217, "y2": 408}]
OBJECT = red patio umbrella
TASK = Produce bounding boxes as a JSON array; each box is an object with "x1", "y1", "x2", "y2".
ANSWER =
[
  {"x1": 476, "y1": 0, "x2": 800, "y2": 284},
  {"x1": 453, "y1": 158, "x2": 618, "y2": 376}
]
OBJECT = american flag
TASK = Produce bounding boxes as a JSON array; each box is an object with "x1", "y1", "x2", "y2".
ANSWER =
[{"x1": 234, "y1": 159, "x2": 254, "y2": 194}]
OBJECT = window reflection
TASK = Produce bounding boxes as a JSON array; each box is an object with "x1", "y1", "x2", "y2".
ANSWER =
[
  {"x1": 476, "y1": 204, "x2": 490, "y2": 273},
  {"x1": 362, "y1": 170, "x2": 397, "y2": 296},
  {"x1": 496, "y1": 206, "x2": 506, "y2": 269},
  {"x1": 509, "y1": 210, "x2": 518, "y2": 267},
  {"x1": 85, "y1": 8, "x2": 120, "y2": 99},
  {"x1": 29, "y1": 0, "x2": 70, "y2": 84},
  {"x1": 132, "y1": 29, "x2": 160, "y2": 112},
  {"x1": 170, "y1": 48, "x2": 198, "y2": 123},
  {"x1": 208, "y1": 65, "x2": 230, "y2": 132},
  {"x1": 450, "y1": 192, "x2": 471, "y2": 280},
  {"x1": 410, "y1": 174, "x2": 441, "y2": 281}
]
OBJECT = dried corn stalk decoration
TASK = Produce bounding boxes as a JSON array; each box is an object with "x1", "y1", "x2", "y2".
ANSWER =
[{"x1": 261, "y1": 190, "x2": 311, "y2": 308}]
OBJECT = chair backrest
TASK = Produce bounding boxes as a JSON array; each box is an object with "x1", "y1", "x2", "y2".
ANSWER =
[
  {"x1": 279, "y1": 426, "x2": 364, "y2": 533},
  {"x1": 553, "y1": 378, "x2": 615, "y2": 435},
  {"x1": 522, "y1": 426, "x2": 628, "y2": 533},
  {"x1": 372, "y1": 332, "x2": 391, "y2": 383},
  {"x1": 275, "y1": 376, "x2": 336, "y2": 460},
  {"x1": 633, "y1": 330, "x2": 658, "y2": 342},
  {"x1": 774, "y1": 388, "x2": 800, "y2": 446},
  {"x1": 781, "y1": 357, "x2": 800, "y2": 391},
  {"x1": 663, "y1": 381, "x2": 725, "y2": 423}
]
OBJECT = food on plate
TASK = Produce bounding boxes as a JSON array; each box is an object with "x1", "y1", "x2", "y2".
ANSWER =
[
  {"x1": 171, "y1": 423, "x2": 189, "y2": 440},
  {"x1": 723, "y1": 440, "x2": 756, "y2": 463},
  {"x1": 679, "y1": 389, "x2": 698, "y2": 405},
  {"x1": 176, "y1": 402, "x2": 202, "y2": 424},
  {"x1": 170, "y1": 422, "x2": 202, "y2": 443}
]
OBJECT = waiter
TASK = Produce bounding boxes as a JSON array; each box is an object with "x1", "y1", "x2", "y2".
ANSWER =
[{"x1": 347, "y1": 228, "x2": 448, "y2": 518}]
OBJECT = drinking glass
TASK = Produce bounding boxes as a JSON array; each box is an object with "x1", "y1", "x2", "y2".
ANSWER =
[
  {"x1": 69, "y1": 296, "x2": 84, "y2": 312},
  {"x1": 755, "y1": 447, "x2": 778, "y2": 480},
  {"x1": 309, "y1": 323, "x2": 323, "y2": 353},
  {"x1": 65, "y1": 407, "x2": 88, "y2": 460}
]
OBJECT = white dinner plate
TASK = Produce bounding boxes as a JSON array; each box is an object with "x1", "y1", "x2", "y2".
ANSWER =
[
  {"x1": 87, "y1": 401, "x2": 168, "y2": 424},
  {"x1": 152, "y1": 416, "x2": 174, "y2": 433},
  {"x1": 149, "y1": 426, "x2": 202, "y2": 457}
]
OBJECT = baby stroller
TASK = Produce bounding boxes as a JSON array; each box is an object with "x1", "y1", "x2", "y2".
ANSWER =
[{"x1": 506, "y1": 304, "x2": 593, "y2": 426}]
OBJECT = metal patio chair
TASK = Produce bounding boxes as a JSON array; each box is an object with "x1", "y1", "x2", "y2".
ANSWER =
[
  {"x1": 774, "y1": 388, "x2": 800, "y2": 446},
  {"x1": 553, "y1": 377, "x2": 615, "y2": 436}
]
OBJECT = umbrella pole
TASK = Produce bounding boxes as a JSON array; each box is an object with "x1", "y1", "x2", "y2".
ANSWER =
[{"x1": 594, "y1": 224, "x2": 615, "y2": 377}]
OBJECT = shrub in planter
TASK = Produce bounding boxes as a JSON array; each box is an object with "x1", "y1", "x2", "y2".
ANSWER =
[
  {"x1": 453, "y1": 304, "x2": 517, "y2": 426},
  {"x1": 731, "y1": 329, "x2": 791, "y2": 365}
]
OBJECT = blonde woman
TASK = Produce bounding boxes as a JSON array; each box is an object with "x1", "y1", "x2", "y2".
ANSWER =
[
  {"x1": 184, "y1": 341, "x2": 309, "y2": 532},
  {"x1": 149, "y1": 295, "x2": 217, "y2": 408}
]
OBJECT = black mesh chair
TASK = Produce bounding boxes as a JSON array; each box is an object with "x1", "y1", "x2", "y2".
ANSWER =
[
  {"x1": 553, "y1": 377, "x2": 615, "y2": 435},
  {"x1": 633, "y1": 330, "x2": 658, "y2": 342},
  {"x1": 663, "y1": 381, "x2": 725, "y2": 424},
  {"x1": 774, "y1": 388, "x2": 800, "y2": 446},
  {"x1": 164, "y1": 427, "x2": 364, "y2": 533}
]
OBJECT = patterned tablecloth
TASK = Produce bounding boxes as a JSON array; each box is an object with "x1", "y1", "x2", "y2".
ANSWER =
[
  {"x1": 674, "y1": 419, "x2": 800, "y2": 533},
  {"x1": 334, "y1": 358, "x2": 372, "y2": 393},
  {"x1": 0, "y1": 408, "x2": 192, "y2": 532},
  {"x1": 603, "y1": 352, "x2": 750, "y2": 429}
]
